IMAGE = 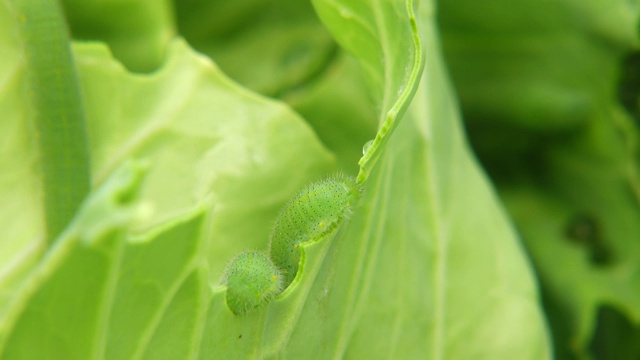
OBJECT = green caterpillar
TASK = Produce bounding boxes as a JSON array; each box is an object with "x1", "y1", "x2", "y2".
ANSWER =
[
  {"x1": 223, "y1": 175, "x2": 361, "y2": 315},
  {"x1": 222, "y1": 252, "x2": 282, "y2": 316},
  {"x1": 269, "y1": 174, "x2": 362, "y2": 288}
]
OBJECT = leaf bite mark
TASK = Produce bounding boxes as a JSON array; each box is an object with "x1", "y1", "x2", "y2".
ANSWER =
[
  {"x1": 222, "y1": 251, "x2": 283, "y2": 316},
  {"x1": 269, "y1": 174, "x2": 362, "y2": 288}
]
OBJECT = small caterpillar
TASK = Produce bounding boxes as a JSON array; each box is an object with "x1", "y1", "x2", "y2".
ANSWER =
[
  {"x1": 222, "y1": 252, "x2": 283, "y2": 316},
  {"x1": 222, "y1": 175, "x2": 362, "y2": 315},
  {"x1": 269, "y1": 174, "x2": 362, "y2": 288}
]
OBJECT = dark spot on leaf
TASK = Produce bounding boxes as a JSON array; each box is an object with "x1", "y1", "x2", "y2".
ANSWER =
[
  {"x1": 618, "y1": 51, "x2": 640, "y2": 125},
  {"x1": 565, "y1": 214, "x2": 598, "y2": 245},
  {"x1": 565, "y1": 214, "x2": 614, "y2": 267}
]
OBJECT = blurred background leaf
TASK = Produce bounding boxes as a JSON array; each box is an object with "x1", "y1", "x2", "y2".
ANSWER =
[
  {"x1": 60, "y1": 0, "x2": 175, "y2": 72},
  {"x1": 437, "y1": 0, "x2": 640, "y2": 358}
]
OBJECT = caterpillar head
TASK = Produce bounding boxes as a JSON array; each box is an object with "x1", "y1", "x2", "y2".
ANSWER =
[{"x1": 222, "y1": 251, "x2": 283, "y2": 316}]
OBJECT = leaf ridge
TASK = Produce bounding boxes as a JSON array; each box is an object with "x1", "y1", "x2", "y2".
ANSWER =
[
  {"x1": 131, "y1": 260, "x2": 202, "y2": 360},
  {"x1": 331, "y1": 157, "x2": 393, "y2": 358},
  {"x1": 93, "y1": 237, "x2": 125, "y2": 360},
  {"x1": 423, "y1": 111, "x2": 448, "y2": 360}
]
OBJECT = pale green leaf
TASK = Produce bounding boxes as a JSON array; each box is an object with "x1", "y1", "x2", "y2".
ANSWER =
[
  {"x1": 264, "y1": 7, "x2": 551, "y2": 356},
  {"x1": 0, "y1": 0, "x2": 556, "y2": 358},
  {"x1": 312, "y1": 0, "x2": 423, "y2": 183},
  {"x1": 0, "y1": 162, "x2": 145, "y2": 359},
  {"x1": 75, "y1": 39, "x2": 335, "y2": 277}
]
